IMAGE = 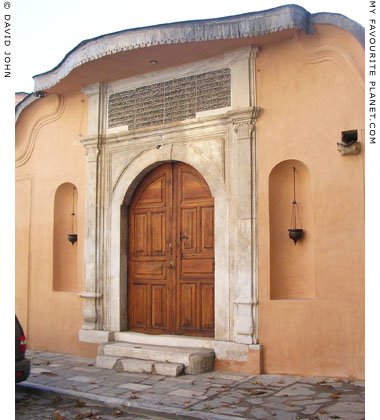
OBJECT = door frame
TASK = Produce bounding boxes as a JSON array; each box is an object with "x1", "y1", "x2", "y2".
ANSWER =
[{"x1": 109, "y1": 144, "x2": 230, "y2": 341}]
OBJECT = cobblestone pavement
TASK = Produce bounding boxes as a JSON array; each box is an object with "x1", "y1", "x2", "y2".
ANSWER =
[
  {"x1": 15, "y1": 387, "x2": 161, "y2": 419},
  {"x1": 17, "y1": 350, "x2": 365, "y2": 420}
]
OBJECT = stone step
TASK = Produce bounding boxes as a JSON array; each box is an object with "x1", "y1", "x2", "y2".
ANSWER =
[
  {"x1": 98, "y1": 341, "x2": 214, "y2": 375},
  {"x1": 114, "y1": 331, "x2": 215, "y2": 349},
  {"x1": 96, "y1": 355, "x2": 184, "y2": 377}
]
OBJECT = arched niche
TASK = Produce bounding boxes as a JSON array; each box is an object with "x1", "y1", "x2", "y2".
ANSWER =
[
  {"x1": 269, "y1": 160, "x2": 315, "y2": 300},
  {"x1": 53, "y1": 183, "x2": 78, "y2": 292}
]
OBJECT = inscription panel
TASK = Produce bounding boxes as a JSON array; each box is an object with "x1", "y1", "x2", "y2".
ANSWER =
[{"x1": 108, "y1": 69, "x2": 231, "y2": 129}]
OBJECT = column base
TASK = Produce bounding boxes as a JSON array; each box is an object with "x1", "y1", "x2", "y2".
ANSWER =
[
  {"x1": 214, "y1": 344, "x2": 263, "y2": 374},
  {"x1": 79, "y1": 329, "x2": 114, "y2": 343}
]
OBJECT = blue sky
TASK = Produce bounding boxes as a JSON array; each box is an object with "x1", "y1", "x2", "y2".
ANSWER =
[{"x1": 14, "y1": 0, "x2": 366, "y2": 93}]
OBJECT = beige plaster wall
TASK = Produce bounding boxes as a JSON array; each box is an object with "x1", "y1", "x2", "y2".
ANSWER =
[
  {"x1": 15, "y1": 23, "x2": 365, "y2": 377},
  {"x1": 256, "y1": 24, "x2": 364, "y2": 378},
  {"x1": 15, "y1": 92, "x2": 97, "y2": 357}
]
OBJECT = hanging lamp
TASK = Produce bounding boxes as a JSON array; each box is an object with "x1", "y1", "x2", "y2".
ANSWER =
[
  {"x1": 288, "y1": 167, "x2": 303, "y2": 245},
  {"x1": 68, "y1": 186, "x2": 78, "y2": 245}
]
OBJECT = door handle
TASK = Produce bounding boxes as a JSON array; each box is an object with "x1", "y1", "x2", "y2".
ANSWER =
[
  {"x1": 168, "y1": 260, "x2": 174, "y2": 269},
  {"x1": 180, "y1": 233, "x2": 188, "y2": 239}
]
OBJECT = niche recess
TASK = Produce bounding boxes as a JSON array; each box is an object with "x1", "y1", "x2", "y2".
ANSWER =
[
  {"x1": 269, "y1": 160, "x2": 315, "y2": 300},
  {"x1": 53, "y1": 183, "x2": 78, "y2": 292}
]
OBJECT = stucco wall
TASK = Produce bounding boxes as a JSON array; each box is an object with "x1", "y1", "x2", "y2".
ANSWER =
[
  {"x1": 15, "y1": 92, "x2": 97, "y2": 357},
  {"x1": 15, "y1": 21, "x2": 364, "y2": 378},
  {"x1": 256, "y1": 24, "x2": 364, "y2": 378}
]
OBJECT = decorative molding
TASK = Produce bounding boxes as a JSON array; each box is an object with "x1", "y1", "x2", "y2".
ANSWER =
[
  {"x1": 16, "y1": 94, "x2": 66, "y2": 167},
  {"x1": 234, "y1": 297, "x2": 257, "y2": 305},
  {"x1": 78, "y1": 291, "x2": 103, "y2": 298},
  {"x1": 292, "y1": 31, "x2": 364, "y2": 94},
  {"x1": 85, "y1": 146, "x2": 99, "y2": 163},
  {"x1": 31, "y1": 8, "x2": 364, "y2": 94},
  {"x1": 311, "y1": 12, "x2": 364, "y2": 48},
  {"x1": 15, "y1": 94, "x2": 39, "y2": 123},
  {"x1": 107, "y1": 69, "x2": 231, "y2": 130},
  {"x1": 33, "y1": 5, "x2": 316, "y2": 92},
  {"x1": 234, "y1": 121, "x2": 254, "y2": 140}
]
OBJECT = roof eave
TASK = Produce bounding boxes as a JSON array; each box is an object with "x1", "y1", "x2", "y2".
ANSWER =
[{"x1": 33, "y1": 5, "x2": 315, "y2": 92}]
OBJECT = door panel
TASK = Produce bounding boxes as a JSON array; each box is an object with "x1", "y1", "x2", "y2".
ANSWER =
[
  {"x1": 132, "y1": 284, "x2": 148, "y2": 328},
  {"x1": 133, "y1": 214, "x2": 148, "y2": 255},
  {"x1": 180, "y1": 208, "x2": 197, "y2": 252},
  {"x1": 201, "y1": 207, "x2": 214, "y2": 251},
  {"x1": 151, "y1": 212, "x2": 166, "y2": 255},
  {"x1": 201, "y1": 283, "x2": 215, "y2": 330},
  {"x1": 134, "y1": 261, "x2": 166, "y2": 278},
  {"x1": 179, "y1": 283, "x2": 197, "y2": 330},
  {"x1": 151, "y1": 284, "x2": 167, "y2": 329},
  {"x1": 128, "y1": 162, "x2": 214, "y2": 336}
]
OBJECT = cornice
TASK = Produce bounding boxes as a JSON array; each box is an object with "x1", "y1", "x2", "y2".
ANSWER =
[
  {"x1": 33, "y1": 5, "x2": 314, "y2": 92},
  {"x1": 311, "y1": 12, "x2": 364, "y2": 48},
  {"x1": 15, "y1": 7, "x2": 363, "y2": 122},
  {"x1": 79, "y1": 106, "x2": 262, "y2": 150}
]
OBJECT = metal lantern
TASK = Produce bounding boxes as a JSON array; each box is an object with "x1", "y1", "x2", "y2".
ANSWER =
[
  {"x1": 288, "y1": 167, "x2": 303, "y2": 245},
  {"x1": 68, "y1": 186, "x2": 77, "y2": 245}
]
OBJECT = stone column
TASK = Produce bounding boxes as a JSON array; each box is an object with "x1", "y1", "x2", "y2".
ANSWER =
[
  {"x1": 232, "y1": 107, "x2": 261, "y2": 345},
  {"x1": 79, "y1": 141, "x2": 101, "y2": 329},
  {"x1": 79, "y1": 82, "x2": 108, "y2": 331}
]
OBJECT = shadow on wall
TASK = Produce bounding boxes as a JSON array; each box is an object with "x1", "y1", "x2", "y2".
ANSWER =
[{"x1": 269, "y1": 160, "x2": 315, "y2": 300}]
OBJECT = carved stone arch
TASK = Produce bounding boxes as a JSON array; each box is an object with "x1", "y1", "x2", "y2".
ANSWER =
[
  {"x1": 113, "y1": 143, "x2": 225, "y2": 206},
  {"x1": 108, "y1": 143, "x2": 230, "y2": 341}
]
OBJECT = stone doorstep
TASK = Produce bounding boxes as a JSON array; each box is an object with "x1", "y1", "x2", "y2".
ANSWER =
[
  {"x1": 154, "y1": 362, "x2": 184, "y2": 377},
  {"x1": 98, "y1": 341, "x2": 215, "y2": 375},
  {"x1": 96, "y1": 355, "x2": 184, "y2": 377},
  {"x1": 101, "y1": 341, "x2": 214, "y2": 373}
]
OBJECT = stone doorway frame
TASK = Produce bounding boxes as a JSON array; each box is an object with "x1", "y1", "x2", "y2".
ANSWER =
[
  {"x1": 112, "y1": 145, "x2": 229, "y2": 340},
  {"x1": 79, "y1": 106, "x2": 261, "y2": 348},
  {"x1": 78, "y1": 48, "x2": 262, "y2": 348}
]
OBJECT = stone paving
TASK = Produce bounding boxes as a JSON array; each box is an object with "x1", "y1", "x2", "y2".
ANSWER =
[
  {"x1": 15, "y1": 387, "x2": 156, "y2": 420},
  {"x1": 18, "y1": 350, "x2": 365, "y2": 420}
]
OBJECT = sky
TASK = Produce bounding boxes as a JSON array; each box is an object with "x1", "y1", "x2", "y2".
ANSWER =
[{"x1": 13, "y1": 0, "x2": 367, "y2": 93}]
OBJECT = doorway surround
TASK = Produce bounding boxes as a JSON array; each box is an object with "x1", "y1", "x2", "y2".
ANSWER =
[{"x1": 78, "y1": 47, "x2": 262, "y2": 362}]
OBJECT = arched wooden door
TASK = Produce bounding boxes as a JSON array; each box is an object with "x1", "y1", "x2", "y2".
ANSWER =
[{"x1": 127, "y1": 162, "x2": 214, "y2": 337}]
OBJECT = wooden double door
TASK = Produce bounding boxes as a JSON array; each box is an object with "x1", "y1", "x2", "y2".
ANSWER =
[{"x1": 127, "y1": 162, "x2": 215, "y2": 337}]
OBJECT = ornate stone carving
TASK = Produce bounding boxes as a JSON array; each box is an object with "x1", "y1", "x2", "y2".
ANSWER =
[
  {"x1": 234, "y1": 121, "x2": 254, "y2": 139},
  {"x1": 85, "y1": 146, "x2": 99, "y2": 163},
  {"x1": 108, "y1": 69, "x2": 231, "y2": 130},
  {"x1": 232, "y1": 108, "x2": 262, "y2": 140}
]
